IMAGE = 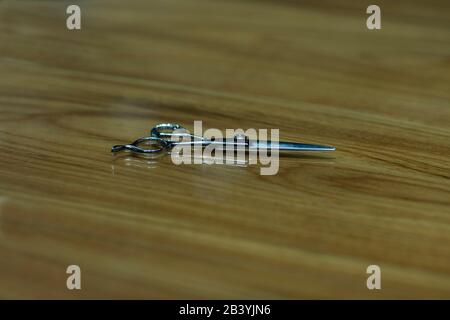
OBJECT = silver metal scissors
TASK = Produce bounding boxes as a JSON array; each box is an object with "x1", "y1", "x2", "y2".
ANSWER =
[{"x1": 111, "y1": 123, "x2": 335, "y2": 157}]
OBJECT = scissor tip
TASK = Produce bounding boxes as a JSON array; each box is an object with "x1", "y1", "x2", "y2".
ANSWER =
[
  {"x1": 111, "y1": 145, "x2": 125, "y2": 153},
  {"x1": 313, "y1": 146, "x2": 335, "y2": 151},
  {"x1": 303, "y1": 144, "x2": 336, "y2": 152}
]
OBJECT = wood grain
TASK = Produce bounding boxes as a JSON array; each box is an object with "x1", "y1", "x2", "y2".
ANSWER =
[{"x1": 0, "y1": 0, "x2": 449, "y2": 298}]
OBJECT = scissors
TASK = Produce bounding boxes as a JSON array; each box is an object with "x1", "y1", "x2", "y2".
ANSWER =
[{"x1": 111, "y1": 123, "x2": 335, "y2": 157}]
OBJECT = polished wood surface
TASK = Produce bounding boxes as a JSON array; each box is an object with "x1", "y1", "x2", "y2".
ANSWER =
[{"x1": 0, "y1": 0, "x2": 449, "y2": 299}]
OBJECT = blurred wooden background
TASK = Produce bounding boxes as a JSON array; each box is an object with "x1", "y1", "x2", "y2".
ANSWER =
[{"x1": 0, "y1": 0, "x2": 449, "y2": 298}]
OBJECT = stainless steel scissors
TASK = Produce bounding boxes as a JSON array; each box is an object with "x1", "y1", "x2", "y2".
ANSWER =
[{"x1": 111, "y1": 123, "x2": 335, "y2": 157}]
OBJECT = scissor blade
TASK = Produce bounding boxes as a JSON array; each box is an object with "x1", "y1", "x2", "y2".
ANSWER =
[
  {"x1": 250, "y1": 141, "x2": 335, "y2": 151},
  {"x1": 278, "y1": 141, "x2": 335, "y2": 151}
]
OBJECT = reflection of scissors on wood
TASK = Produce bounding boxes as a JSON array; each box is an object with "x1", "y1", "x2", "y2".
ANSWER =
[{"x1": 111, "y1": 123, "x2": 335, "y2": 157}]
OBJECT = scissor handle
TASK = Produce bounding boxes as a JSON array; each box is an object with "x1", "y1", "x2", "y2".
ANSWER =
[
  {"x1": 151, "y1": 123, "x2": 185, "y2": 139},
  {"x1": 111, "y1": 137, "x2": 171, "y2": 157},
  {"x1": 151, "y1": 123, "x2": 207, "y2": 142}
]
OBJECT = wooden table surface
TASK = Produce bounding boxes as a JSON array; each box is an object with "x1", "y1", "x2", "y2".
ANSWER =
[{"x1": 0, "y1": 0, "x2": 449, "y2": 299}]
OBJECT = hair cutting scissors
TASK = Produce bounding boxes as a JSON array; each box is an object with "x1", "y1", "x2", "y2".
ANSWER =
[{"x1": 111, "y1": 123, "x2": 335, "y2": 157}]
